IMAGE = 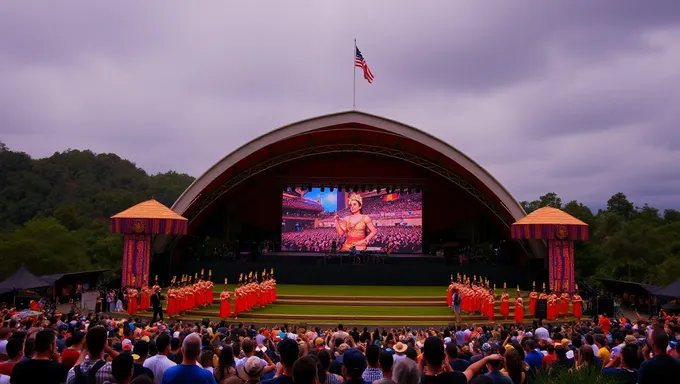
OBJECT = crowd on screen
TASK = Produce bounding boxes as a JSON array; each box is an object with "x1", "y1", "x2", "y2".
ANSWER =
[
  {"x1": 283, "y1": 194, "x2": 423, "y2": 220},
  {"x1": 280, "y1": 227, "x2": 422, "y2": 253},
  {"x1": 282, "y1": 197, "x2": 323, "y2": 212},
  {"x1": 2, "y1": 303, "x2": 680, "y2": 384}
]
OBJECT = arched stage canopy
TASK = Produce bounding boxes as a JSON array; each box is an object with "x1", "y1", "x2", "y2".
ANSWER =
[{"x1": 157, "y1": 110, "x2": 544, "y2": 257}]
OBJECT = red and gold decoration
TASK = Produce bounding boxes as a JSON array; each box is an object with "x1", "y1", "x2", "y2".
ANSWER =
[
  {"x1": 511, "y1": 207, "x2": 588, "y2": 293},
  {"x1": 110, "y1": 199, "x2": 188, "y2": 288}
]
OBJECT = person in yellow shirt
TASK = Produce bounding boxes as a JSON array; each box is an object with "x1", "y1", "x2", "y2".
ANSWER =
[{"x1": 595, "y1": 334, "x2": 611, "y2": 367}]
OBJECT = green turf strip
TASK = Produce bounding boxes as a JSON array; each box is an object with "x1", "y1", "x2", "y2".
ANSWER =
[{"x1": 204, "y1": 304, "x2": 459, "y2": 316}]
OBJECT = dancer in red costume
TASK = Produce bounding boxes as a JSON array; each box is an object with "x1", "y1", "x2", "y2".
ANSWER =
[
  {"x1": 219, "y1": 279, "x2": 231, "y2": 319},
  {"x1": 572, "y1": 285, "x2": 583, "y2": 320},
  {"x1": 487, "y1": 292, "x2": 495, "y2": 323},
  {"x1": 529, "y1": 283, "x2": 538, "y2": 316},
  {"x1": 548, "y1": 290, "x2": 558, "y2": 320},
  {"x1": 514, "y1": 288, "x2": 524, "y2": 323},
  {"x1": 560, "y1": 289, "x2": 570, "y2": 317},
  {"x1": 447, "y1": 276, "x2": 454, "y2": 307},
  {"x1": 127, "y1": 286, "x2": 138, "y2": 316},
  {"x1": 500, "y1": 285, "x2": 510, "y2": 320},
  {"x1": 139, "y1": 286, "x2": 150, "y2": 311}
]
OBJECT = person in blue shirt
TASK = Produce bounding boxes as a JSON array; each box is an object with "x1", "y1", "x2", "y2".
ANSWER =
[
  {"x1": 161, "y1": 333, "x2": 216, "y2": 384},
  {"x1": 523, "y1": 339, "x2": 543, "y2": 373}
]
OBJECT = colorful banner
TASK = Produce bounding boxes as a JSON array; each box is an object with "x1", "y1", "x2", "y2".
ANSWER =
[
  {"x1": 381, "y1": 193, "x2": 399, "y2": 202},
  {"x1": 548, "y1": 240, "x2": 575, "y2": 293},
  {"x1": 122, "y1": 234, "x2": 151, "y2": 288},
  {"x1": 511, "y1": 223, "x2": 588, "y2": 241},
  {"x1": 110, "y1": 218, "x2": 187, "y2": 235}
]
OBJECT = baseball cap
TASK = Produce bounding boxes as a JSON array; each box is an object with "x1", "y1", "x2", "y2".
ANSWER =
[
  {"x1": 122, "y1": 339, "x2": 132, "y2": 351},
  {"x1": 343, "y1": 348, "x2": 367, "y2": 375}
]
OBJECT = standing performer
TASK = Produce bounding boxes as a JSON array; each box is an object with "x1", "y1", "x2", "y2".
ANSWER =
[
  {"x1": 167, "y1": 277, "x2": 177, "y2": 317},
  {"x1": 547, "y1": 290, "x2": 557, "y2": 321},
  {"x1": 529, "y1": 282, "x2": 538, "y2": 316},
  {"x1": 500, "y1": 284, "x2": 510, "y2": 320},
  {"x1": 220, "y1": 279, "x2": 231, "y2": 319},
  {"x1": 127, "y1": 284, "x2": 138, "y2": 316},
  {"x1": 151, "y1": 284, "x2": 164, "y2": 323},
  {"x1": 447, "y1": 276, "x2": 454, "y2": 307},
  {"x1": 271, "y1": 268, "x2": 277, "y2": 302},
  {"x1": 572, "y1": 285, "x2": 583, "y2": 320},
  {"x1": 560, "y1": 288, "x2": 570, "y2": 317},
  {"x1": 487, "y1": 291, "x2": 495, "y2": 323},
  {"x1": 140, "y1": 285, "x2": 151, "y2": 311},
  {"x1": 514, "y1": 288, "x2": 524, "y2": 324}
]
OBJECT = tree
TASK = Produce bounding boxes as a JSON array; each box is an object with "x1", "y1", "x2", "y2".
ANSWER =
[
  {"x1": 607, "y1": 192, "x2": 635, "y2": 220},
  {"x1": 663, "y1": 209, "x2": 680, "y2": 222},
  {"x1": 0, "y1": 218, "x2": 91, "y2": 277},
  {"x1": 538, "y1": 192, "x2": 562, "y2": 209}
]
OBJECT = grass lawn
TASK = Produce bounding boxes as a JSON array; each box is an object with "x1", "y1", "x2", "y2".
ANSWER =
[{"x1": 203, "y1": 304, "x2": 457, "y2": 316}]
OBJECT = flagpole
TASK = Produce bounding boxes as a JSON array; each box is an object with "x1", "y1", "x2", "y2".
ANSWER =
[{"x1": 353, "y1": 38, "x2": 356, "y2": 110}]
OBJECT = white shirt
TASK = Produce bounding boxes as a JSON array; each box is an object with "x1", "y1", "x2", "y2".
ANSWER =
[
  {"x1": 0, "y1": 340, "x2": 7, "y2": 355},
  {"x1": 0, "y1": 374, "x2": 8, "y2": 384},
  {"x1": 143, "y1": 354, "x2": 177, "y2": 384}
]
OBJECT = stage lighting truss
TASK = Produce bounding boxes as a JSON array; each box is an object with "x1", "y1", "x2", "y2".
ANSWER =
[{"x1": 187, "y1": 144, "x2": 512, "y2": 227}]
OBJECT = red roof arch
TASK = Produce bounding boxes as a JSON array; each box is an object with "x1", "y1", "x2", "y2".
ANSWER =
[{"x1": 162, "y1": 111, "x2": 544, "y2": 256}]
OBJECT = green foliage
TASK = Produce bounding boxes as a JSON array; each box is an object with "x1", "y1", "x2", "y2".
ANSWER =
[
  {"x1": 533, "y1": 366, "x2": 619, "y2": 384},
  {"x1": 0, "y1": 145, "x2": 193, "y2": 279}
]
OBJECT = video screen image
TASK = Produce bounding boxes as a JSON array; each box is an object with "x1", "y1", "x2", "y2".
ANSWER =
[{"x1": 281, "y1": 187, "x2": 423, "y2": 253}]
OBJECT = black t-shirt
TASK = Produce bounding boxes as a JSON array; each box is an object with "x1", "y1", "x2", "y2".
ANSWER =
[
  {"x1": 421, "y1": 372, "x2": 467, "y2": 384},
  {"x1": 9, "y1": 359, "x2": 68, "y2": 384},
  {"x1": 133, "y1": 363, "x2": 155, "y2": 380},
  {"x1": 638, "y1": 354, "x2": 680, "y2": 384}
]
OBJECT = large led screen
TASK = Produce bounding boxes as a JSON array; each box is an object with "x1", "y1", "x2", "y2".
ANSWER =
[{"x1": 281, "y1": 187, "x2": 423, "y2": 253}]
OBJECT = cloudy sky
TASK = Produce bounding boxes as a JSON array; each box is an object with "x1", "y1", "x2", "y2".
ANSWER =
[{"x1": 2, "y1": 1, "x2": 680, "y2": 210}]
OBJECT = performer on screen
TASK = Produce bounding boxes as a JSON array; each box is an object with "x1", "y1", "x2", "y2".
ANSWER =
[{"x1": 334, "y1": 193, "x2": 378, "y2": 251}]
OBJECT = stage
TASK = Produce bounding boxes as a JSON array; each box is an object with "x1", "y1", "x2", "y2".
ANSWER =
[{"x1": 168, "y1": 251, "x2": 543, "y2": 287}]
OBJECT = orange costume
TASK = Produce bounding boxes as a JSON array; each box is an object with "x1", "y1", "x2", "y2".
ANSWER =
[
  {"x1": 547, "y1": 293, "x2": 557, "y2": 320},
  {"x1": 335, "y1": 194, "x2": 378, "y2": 251},
  {"x1": 487, "y1": 294, "x2": 495, "y2": 322},
  {"x1": 447, "y1": 282, "x2": 454, "y2": 307},
  {"x1": 167, "y1": 288, "x2": 177, "y2": 316},
  {"x1": 572, "y1": 293, "x2": 583, "y2": 320},
  {"x1": 140, "y1": 287, "x2": 151, "y2": 311},
  {"x1": 560, "y1": 292, "x2": 570, "y2": 316},
  {"x1": 514, "y1": 295, "x2": 524, "y2": 323},
  {"x1": 127, "y1": 288, "x2": 138, "y2": 315},
  {"x1": 529, "y1": 289, "x2": 538, "y2": 316},
  {"x1": 219, "y1": 289, "x2": 231, "y2": 318},
  {"x1": 500, "y1": 292, "x2": 510, "y2": 318}
]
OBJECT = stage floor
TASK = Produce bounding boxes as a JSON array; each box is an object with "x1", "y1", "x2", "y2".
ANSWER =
[{"x1": 136, "y1": 284, "x2": 573, "y2": 327}]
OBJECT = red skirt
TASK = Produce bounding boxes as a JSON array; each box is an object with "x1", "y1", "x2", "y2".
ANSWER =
[
  {"x1": 514, "y1": 305, "x2": 524, "y2": 323},
  {"x1": 220, "y1": 300, "x2": 231, "y2": 318},
  {"x1": 500, "y1": 301, "x2": 509, "y2": 317}
]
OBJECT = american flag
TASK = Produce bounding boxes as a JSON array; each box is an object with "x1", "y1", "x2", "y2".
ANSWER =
[{"x1": 355, "y1": 46, "x2": 374, "y2": 84}]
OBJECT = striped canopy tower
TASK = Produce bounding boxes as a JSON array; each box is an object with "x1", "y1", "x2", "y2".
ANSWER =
[
  {"x1": 110, "y1": 199, "x2": 187, "y2": 288},
  {"x1": 511, "y1": 207, "x2": 588, "y2": 293}
]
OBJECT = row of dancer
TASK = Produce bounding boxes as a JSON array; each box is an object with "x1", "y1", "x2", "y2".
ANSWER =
[
  {"x1": 447, "y1": 274, "x2": 583, "y2": 323},
  {"x1": 220, "y1": 269, "x2": 277, "y2": 319},
  {"x1": 124, "y1": 276, "x2": 162, "y2": 316},
  {"x1": 166, "y1": 271, "x2": 215, "y2": 317}
]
